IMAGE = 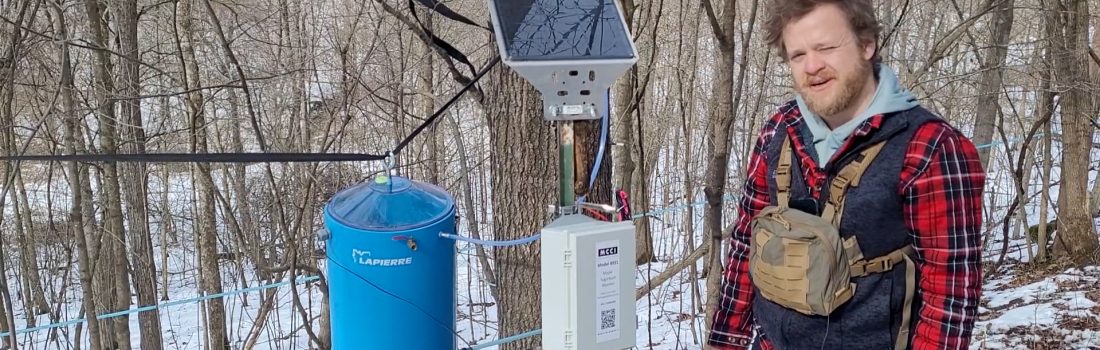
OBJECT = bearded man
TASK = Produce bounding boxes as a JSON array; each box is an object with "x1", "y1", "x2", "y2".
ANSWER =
[{"x1": 707, "y1": 1, "x2": 986, "y2": 349}]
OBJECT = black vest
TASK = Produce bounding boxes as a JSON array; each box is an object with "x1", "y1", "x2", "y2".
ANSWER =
[{"x1": 751, "y1": 104, "x2": 942, "y2": 349}]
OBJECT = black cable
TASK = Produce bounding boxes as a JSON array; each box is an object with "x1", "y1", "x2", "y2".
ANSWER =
[
  {"x1": 325, "y1": 250, "x2": 473, "y2": 348},
  {"x1": 408, "y1": 0, "x2": 479, "y2": 78},
  {"x1": 392, "y1": 56, "x2": 500, "y2": 156},
  {"x1": 409, "y1": 0, "x2": 488, "y2": 30}
]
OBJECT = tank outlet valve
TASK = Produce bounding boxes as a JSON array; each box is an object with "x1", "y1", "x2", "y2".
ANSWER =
[{"x1": 392, "y1": 235, "x2": 418, "y2": 251}]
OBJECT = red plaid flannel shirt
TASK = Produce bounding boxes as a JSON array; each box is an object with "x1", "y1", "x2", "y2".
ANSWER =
[{"x1": 708, "y1": 105, "x2": 985, "y2": 350}]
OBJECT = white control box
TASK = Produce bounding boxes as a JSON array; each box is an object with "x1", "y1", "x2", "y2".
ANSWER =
[{"x1": 541, "y1": 215, "x2": 636, "y2": 350}]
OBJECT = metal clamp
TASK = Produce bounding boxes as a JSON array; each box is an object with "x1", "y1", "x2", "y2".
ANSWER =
[
  {"x1": 384, "y1": 151, "x2": 396, "y2": 175},
  {"x1": 575, "y1": 201, "x2": 616, "y2": 214}
]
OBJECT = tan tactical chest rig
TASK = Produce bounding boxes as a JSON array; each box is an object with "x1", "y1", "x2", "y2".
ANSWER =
[{"x1": 749, "y1": 135, "x2": 917, "y2": 350}]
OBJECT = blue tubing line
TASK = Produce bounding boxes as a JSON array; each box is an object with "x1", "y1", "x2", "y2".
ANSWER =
[
  {"x1": 587, "y1": 91, "x2": 610, "y2": 189},
  {"x1": 0, "y1": 276, "x2": 320, "y2": 337},
  {"x1": 440, "y1": 232, "x2": 541, "y2": 247},
  {"x1": 453, "y1": 196, "x2": 729, "y2": 253},
  {"x1": 975, "y1": 133, "x2": 1044, "y2": 150},
  {"x1": 465, "y1": 329, "x2": 543, "y2": 350},
  {"x1": 632, "y1": 194, "x2": 738, "y2": 220},
  {"x1": 576, "y1": 92, "x2": 611, "y2": 206}
]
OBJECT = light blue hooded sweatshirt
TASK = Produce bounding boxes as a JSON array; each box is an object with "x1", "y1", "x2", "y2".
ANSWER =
[{"x1": 795, "y1": 64, "x2": 918, "y2": 165}]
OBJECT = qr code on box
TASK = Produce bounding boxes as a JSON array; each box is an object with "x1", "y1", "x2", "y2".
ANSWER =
[{"x1": 600, "y1": 309, "x2": 616, "y2": 330}]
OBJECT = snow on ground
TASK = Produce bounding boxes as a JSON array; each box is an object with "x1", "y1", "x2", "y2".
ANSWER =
[
  {"x1": 10, "y1": 240, "x2": 326, "y2": 350},
  {"x1": 973, "y1": 265, "x2": 1100, "y2": 349},
  {"x1": 8, "y1": 172, "x2": 327, "y2": 350},
  {"x1": 6, "y1": 206, "x2": 1099, "y2": 349}
]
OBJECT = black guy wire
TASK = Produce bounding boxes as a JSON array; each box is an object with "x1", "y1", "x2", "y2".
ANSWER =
[{"x1": 392, "y1": 55, "x2": 500, "y2": 156}]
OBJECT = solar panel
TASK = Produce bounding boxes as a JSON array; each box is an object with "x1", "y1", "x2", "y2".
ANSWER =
[
  {"x1": 488, "y1": 0, "x2": 638, "y2": 120},
  {"x1": 492, "y1": 0, "x2": 635, "y2": 61}
]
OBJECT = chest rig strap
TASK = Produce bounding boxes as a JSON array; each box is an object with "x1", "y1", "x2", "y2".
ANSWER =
[
  {"x1": 775, "y1": 136, "x2": 793, "y2": 208},
  {"x1": 774, "y1": 132, "x2": 887, "y2": 217},
  {"x1": 821, "y1": 141, "x2": 887, "y2": 225}
]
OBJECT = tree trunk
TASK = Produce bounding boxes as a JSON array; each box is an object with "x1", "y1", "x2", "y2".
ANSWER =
[
  {"x1": 82, "y1": 0, "x2": 133, "y2": 347},
  {"x1": 0, "y1": 170, "x2": 24, "y2": 348},
  {"x1": 20, "y1": 165, "x2": 50, "y2": 319},
  {"x1": 1091, "y1": 168, "x2": 1100, "y2": 218},
  {"x1": 0, "y1": 4, "x2": 28, "y2": 346},
  {"x1": 1034, "y1": 61, "x2": 1056, "y2": 261},
  {"x1": 176, "y1": 0, "x2": 229, "y2": 347},
  {"x1": 971, "y1": 0, "x2": 1015, "y2": 167},
  {"x1": 419, "y1": 15, "x2": 441, "y2": 184},
  {"x1": 1091, "y1": 165, "x2": 1100, "y2": 218},
  {"x1": 609, "y1": 0, "x2": 656, "y2": 264},
  {"x1": 227, "y1": 88, "x2": 263, "y2": 274},
  {"x1": 158, "y1": 96, "x2": 174, "y2": 302},
  {"x1": 199, "y1": 0, "x2": 269, "y2": 289},
  {"x1": 487, "y1": 66, "x2": 557, "y2": 350},
  {"x1": 78, "y1": 143, "x2": 101, "y2": 348},
  {"x1": 1009, "y1": 133, "x2": 1034, "y2": 258},
  {"x1": 112, "y1": 0, "x2": 165, "y2": 347},
  {"x1": 446, "y1": 112, "x2": 498, "y2": 299},
  {"x1": 1051, "y1": 0, "x2": 1100, "y2": 266},
  {"x1": 1031, "y1": 1, "x2": 1060, "y2": 262},
  {"x1": 674, "y1": 0, "x2": 705, "y2": 343},
  {"x1": 206, "y1": 15, "x2": 264, "y2": 280},
  {"x1": 50, "y1": 1, "x2": 105, "y2": 348},
  {"x1": 1038, "y1": 102, "x2": 1054, "y2": 261},
  {"x1": 611, "y1": 0, "x2": 637, "y2": 195},
  {"x1": 12, "y1": 171, "x2": 50, "y2": 319},
  {"x1": 1, "y1": 1, "x2": 49, "y2": 319},
  {"x1": 1089, "y1": 12, "x2": 1100, "y2": 218},
  {"x1": 701, "y1": 0, "x2": 741, "y2": 339},
  {"x1": 612, "y1": 59, "x2": 637, "y2": 196}
]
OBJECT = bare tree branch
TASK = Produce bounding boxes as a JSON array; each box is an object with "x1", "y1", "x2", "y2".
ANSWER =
[
  {"x1": 911, "y1": 0, "x2": 1002, "y2": 82},
  {"x1": 371, "y1": 0, "x2": 482, "y2": 99},
  {"x1": 880, "y1": 0, "x2": 912, "y2": 52},
  {"x1": 701, "y1": 0, "x2": 730, "y2": 49},
  {"x1": 200, "y1": 0, "x2": 267, "y2": 151},
  {"x1": 0, "y1": 12, "x2": 175, "y2": 81}
]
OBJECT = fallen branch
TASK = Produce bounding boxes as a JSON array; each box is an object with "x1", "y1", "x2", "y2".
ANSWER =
[
  {"x1": 636, "y1": 240, "x2": 712, "y2": 300},
  {"x1": 242, "y1": 288, "x2": 278, "y2": 350}
]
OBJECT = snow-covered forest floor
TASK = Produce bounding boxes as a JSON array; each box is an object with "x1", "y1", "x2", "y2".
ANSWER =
[{"x1": 7, "y1": 196, "x2": 1098, "y2": 350}]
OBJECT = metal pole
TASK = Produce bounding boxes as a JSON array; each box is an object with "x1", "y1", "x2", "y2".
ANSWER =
[{"x1": 558, "y1": 121, "x2": 575, "y2": 211}]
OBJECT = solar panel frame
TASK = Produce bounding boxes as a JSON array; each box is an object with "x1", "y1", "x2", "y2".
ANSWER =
[
  {"x1": 490, "y1": 0, "x2": 636, "y2": 62},
  {"x1": 487, "y1": 0, "x2": 639, "y2": 121}
]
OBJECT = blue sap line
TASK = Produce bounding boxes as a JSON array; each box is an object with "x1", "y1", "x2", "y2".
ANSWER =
[{"x1": 0, "y1": 276, "x2": 320, "y2": 337}]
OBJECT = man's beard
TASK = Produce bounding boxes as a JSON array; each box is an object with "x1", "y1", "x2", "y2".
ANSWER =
[{"x1": 798, "y1": 60, "x2": 872, "y2": 118}]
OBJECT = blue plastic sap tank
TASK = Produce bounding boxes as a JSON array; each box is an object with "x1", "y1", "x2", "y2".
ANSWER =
[{"x1": 323, "y1": 175, "x2": 456, "y2": 350}]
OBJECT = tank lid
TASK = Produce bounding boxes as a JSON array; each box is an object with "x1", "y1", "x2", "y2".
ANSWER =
[{"x1": 325, "y1": 175, "x2": 455, "y2": 231}]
